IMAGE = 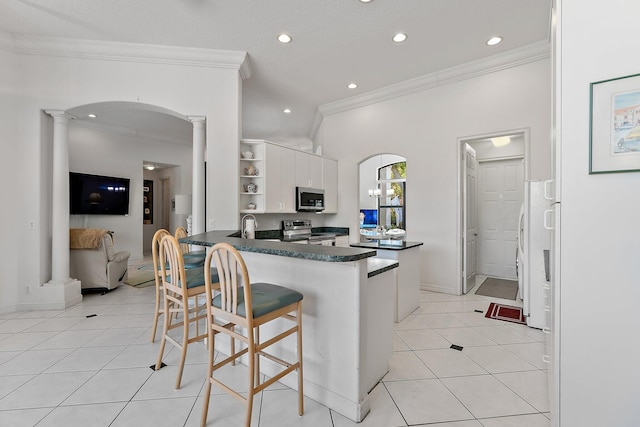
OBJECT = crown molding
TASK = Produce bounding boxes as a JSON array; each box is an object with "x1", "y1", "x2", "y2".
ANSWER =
[
  {"x1": 317, "y1": 40, "x2": 550, "y2": 118},
  {"x1": 1, "y1": 33, "x2": 252, "y2": 79}
]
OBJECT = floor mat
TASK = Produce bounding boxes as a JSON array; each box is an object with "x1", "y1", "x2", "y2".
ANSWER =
[
  {"x1": 485, "y1": 302, "x2": 526, "y2": 325},
  {"x1": 123, "y1": 271, "x2": 156, "y2": 288},
  {"x1": 474, "y1": 277, "x2": 518, "y2": 300}
]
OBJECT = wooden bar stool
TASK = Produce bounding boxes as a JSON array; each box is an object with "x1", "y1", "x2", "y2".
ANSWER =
[
  {"x1": 150, "y1": 229, "x2": 170, "y2": 343},
  {"x1": 154, "y1": 234, "x2": 217, "y2": 389},
  {"x1": 201, "y1": 242, "x2": 304, "y2": 427},
  {"x1": 151, "y1": 229, "x2": 206, "y2": 343},
  {"x1": 175, "y1": 226, "x2": 207, "y2": 263}
]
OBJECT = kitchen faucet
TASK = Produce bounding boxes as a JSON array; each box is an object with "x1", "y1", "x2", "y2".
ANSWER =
[{"x1": 241, "y1": 214, "x2": 258, "y2": 239}]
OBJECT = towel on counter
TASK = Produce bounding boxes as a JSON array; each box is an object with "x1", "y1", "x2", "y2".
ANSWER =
[{"x1": 70, "y1": 228, "x2": 110, "y2": 249}]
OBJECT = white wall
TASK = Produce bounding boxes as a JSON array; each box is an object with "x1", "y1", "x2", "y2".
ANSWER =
[
  {"x1": 0, "y1": 38, "x2": 242, "y2": 312},
  {"x1": 68, "y1": 125, "x2": 192, "y2": 260},
  {"x1": 557, "y1": 1, "x2": 640, "y2": 425},
  {"x1": 0, "y1": 46, "x2": 20, "y2": 313},
  {"x1": 318, "y1": 58, "x2": 551, "y2": 294}
]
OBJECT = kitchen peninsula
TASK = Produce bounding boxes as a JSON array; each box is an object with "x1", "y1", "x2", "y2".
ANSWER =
[
  {"x1": 351, "y1": 240, "x2": 423, "y2": 322},
  {"x1": 182, "y1": 230, "x2": 398, "y2": 422}
]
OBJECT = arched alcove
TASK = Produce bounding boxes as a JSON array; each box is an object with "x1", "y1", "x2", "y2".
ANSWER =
[{"x1": 358, "y1": 153, "x2": 407, "y2": 241}]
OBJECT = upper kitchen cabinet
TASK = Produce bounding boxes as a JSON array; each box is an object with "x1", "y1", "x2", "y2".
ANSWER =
[
  {"x1": 323, "y1": 158, "x2": 338, "y2": 213},
  {"x1": 240, "y1": 139, "x2": 339, "y2": 214},
  {"x1": 264, "y1": 143, "x2": 296, "y2": 213},
  {"x1": 295, "y1": 151, "x2": 323, "y2": 189}
]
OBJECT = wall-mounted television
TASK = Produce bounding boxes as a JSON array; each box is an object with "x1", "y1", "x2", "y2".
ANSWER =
[
  {"x1": 70, "y1": 172, "x2": 130, "y2": 215},
  {"x1": 360, "y1": 209, "x2": 378, "y2": 228}
]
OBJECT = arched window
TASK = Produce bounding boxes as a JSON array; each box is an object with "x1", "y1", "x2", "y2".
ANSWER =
[{"x1": 377, "y1": 161, "x2": 406, "y2": 230}]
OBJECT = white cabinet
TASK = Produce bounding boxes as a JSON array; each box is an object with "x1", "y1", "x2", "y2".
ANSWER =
[
  {"x1": 323, "y1": 158, "x2": 338, "y2": 213},
  {"x1": 264, "y1": 143, "x2": 296, "y2": 213},
  {"x1": 295, "y1": 151, "x2": 323, "y2": 188},
  {"x1": 240, "y1": 139, "x2": 338, "y2": 214}
]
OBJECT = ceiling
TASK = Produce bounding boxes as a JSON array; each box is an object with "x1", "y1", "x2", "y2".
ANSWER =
[{"x1": 1, "y1": 0, "x2": 552, "y2": 149}]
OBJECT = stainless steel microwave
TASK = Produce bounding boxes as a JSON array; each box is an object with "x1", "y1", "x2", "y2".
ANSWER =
[{"x1": 296, "y1": 187, "x2": 325, "y2": 212}]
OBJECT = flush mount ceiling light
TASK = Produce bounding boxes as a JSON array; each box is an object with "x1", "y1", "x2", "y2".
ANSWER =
[
  {"x1": 486, "y1": 36, "x2": 503, "y2": 46},
  {"x1": 392, "y1": 32, "x2": 407, "y2": 43},
  {"x1": 347, "y1": 83, "x2": 358, "y2": 89},
  {"x1": 491, "y1": 136, "x2": 511, "y2": 147},
  {"x1": 283, "y1": 108, "x2": 291, "y2": 114},
  {"x1": 87, "y1": 114, "x2": 97, "y2": 118},
  {"x1": 144, "y1": 164, "x2": 156, "y2": 171},
  {"x1": 359, "y1": 0, "x2": 373, "y2": 3},
  {"x1": 277, "y1": 33, "x2": 292, "y2": 43}
]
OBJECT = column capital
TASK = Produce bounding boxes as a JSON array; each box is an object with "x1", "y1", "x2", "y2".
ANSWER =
[
  {"x1": 187, "y1": 116, "x2": 206, "y2": 126},
  {"x1": 44, "y1": 110, "x2": 75, "y2": 121}
]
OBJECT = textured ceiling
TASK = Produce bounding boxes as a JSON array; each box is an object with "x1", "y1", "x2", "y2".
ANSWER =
[{"x1": 1, "y1": 0, "x2": 551, "y2": 147}]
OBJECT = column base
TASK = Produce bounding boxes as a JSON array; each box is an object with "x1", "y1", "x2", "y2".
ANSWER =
[{"x1": 35, "y1": 278, "x2": 83, "y2": 310}]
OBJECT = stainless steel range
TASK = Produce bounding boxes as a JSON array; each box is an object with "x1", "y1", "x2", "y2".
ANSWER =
[{"x1": 282, "y1": 220, "x2": 336, "y2": 246}]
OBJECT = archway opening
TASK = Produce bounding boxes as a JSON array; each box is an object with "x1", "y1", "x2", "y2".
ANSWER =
[{"x1": 358, "y1": 154, "x2": 407, "y2": 242}]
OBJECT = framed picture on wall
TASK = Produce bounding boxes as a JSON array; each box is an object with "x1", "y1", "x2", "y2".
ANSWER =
[
  {"x1": 143, "y1": 179, "x2": 153, "y2": 224},
  {"x1": 590, "y1": 72, "x2": 640, "y2": 173}
]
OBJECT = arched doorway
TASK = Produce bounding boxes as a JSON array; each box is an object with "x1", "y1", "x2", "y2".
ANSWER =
[{"x1": 65, "y1": 101, "x2": 195, "y2": 260}]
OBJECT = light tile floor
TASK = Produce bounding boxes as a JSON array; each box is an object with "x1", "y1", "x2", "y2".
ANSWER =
[{"x1": 0, "y1": 259, "x2": 550, "y2": 426}]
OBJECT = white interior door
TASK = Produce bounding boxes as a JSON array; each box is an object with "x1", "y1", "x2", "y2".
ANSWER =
[
  {"x1": 462, "y1": 144, "x2": 477, "y2": 294},
  {"x1": 161, "y1": 178, "x2": 171, "y2": 230},
  {"x1": 477, "y1": 158, "x2": 524, "y2": 279}
]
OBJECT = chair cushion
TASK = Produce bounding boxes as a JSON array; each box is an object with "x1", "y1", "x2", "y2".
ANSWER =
[
  {"x1": 182, "y1": 251, "x2": 207, "y2": 264},
  {"x1": 166, "y1": 267, "x2": 219, "y2": 289},
  {"x1": 212, "y1": 282, "x2": 303, "y2": 318},
  {"x1": 157, "y1": 257, "x2": 205, "y2": 270}
]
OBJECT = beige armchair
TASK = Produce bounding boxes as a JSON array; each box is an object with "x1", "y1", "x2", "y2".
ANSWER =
[{"x1": 69, "y1": 228, "x2": 130, "y2": 291}]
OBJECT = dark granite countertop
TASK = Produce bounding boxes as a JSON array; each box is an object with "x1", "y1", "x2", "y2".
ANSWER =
[
  {"x1": 350, "y1": 240, "x2": 424, "y2": 251},
  {"x1": 182, "y1": 230, "x2": 374, "y2": 263}
]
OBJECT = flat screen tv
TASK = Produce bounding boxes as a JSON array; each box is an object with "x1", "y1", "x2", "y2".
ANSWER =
[
  {"x1": 70, "y1": 172, "x2": 130, "y2": 215},
  {"x1": 360, "y1": 209, "x2": 378, "y2": 228}
]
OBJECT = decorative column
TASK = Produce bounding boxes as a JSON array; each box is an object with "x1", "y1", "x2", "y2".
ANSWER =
[
  {"x1": 44, "y1": 110, "x2": 82, "y2": 308},
  {"x1": 188, "y1": 116, "x2": 206, "y2": 235}
]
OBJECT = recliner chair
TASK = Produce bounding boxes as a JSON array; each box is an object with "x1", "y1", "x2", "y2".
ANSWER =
[{"x1": 70, "y1": 228, "x2": 130, "y2": 291}]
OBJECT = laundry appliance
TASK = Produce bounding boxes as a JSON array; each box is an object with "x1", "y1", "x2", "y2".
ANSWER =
[{"x1": 518, "y1": 180, "x2": 551, "y2": 329}]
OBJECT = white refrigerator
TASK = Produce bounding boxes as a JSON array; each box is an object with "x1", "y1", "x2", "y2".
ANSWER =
[{"x1": 518, "y1": 180, "x2": 551, "y2": 329}]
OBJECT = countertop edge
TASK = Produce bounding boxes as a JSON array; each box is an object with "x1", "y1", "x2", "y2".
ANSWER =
[
  {"x1": 351, "y1": 241, "x2": 424, "y2": 251},
  {"x1": 367, "y1": 258, "x2": 399, "y2": 278},
  {"x1": 183, "y1": 231, "x2": 376, "y2": 263}
]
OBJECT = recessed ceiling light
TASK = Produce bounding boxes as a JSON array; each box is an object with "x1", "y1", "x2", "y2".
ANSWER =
[
  {"x1": 392, "y1": 33, "x2": 407, "y2": 43},
  {"x1": 359, "y1": 0, "x2": 373, "y2": 3},
  {"x1": 347, "y1": 83, "x2": 358, "y2": 89},
  {"x1": 87, "y1": 114, "x2": 97, "y2": 118},
  {"x1": 277, "y1": 33, "x2": 292, "y2": 43},
  {"x1": 486, "y1": 36, "x2": 503, "y2": 46},
  {"x1": 283, "y1": 108, "x2": 291, "y2": 114}
]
